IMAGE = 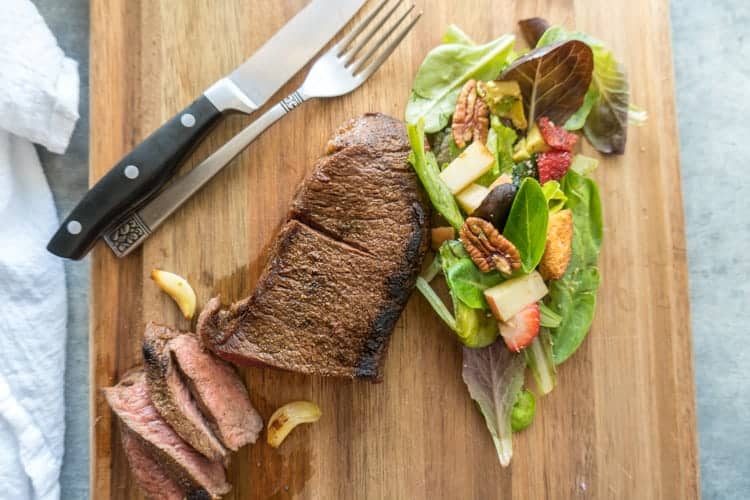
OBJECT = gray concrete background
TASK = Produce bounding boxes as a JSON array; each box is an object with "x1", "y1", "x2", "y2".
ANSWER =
[{"x1": 30, "y1": 0, "x2": 748, "y2": 498}]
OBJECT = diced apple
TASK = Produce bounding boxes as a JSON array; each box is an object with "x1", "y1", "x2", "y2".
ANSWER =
[
  {"x1": 484, "y1": 271, "x2": 548, "y2": 322},
  {"x1": 431, "y1": 226, "x2": 456, "y2": 251},
  {"x1": 455, "y1": 183, "x2": 489, "y2": 214},
  {"x1": 438, "y1": 141, "x2": 495, "y2": 194}
]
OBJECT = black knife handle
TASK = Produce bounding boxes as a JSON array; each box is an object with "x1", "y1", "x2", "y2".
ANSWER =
[{"x1": 47, "y1": 94, "x2": 222, "y2": 260}]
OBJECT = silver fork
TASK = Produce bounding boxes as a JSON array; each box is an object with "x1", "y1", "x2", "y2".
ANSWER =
[{"x1": 104, "y1": 0, "x2": 421, "y2": 257}]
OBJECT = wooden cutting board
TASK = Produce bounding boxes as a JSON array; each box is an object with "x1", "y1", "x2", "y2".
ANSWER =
[{"x1": 90, "y1": 1, "x2": 699, "y2": 498}]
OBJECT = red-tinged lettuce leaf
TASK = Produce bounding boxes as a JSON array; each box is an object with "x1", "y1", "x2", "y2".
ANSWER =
[
  {"x1": 537, "y1": 26, "x2": 634, "y2": 154},
  {"x1": 499, "y1": 40, "x2": 593, "y2": 127},
  {"x1": 518, "y1": 17, "x2": 550, "y2": 47},
  {"x1": 462, "y1": 341, "x2": 527, "y2": 467}
]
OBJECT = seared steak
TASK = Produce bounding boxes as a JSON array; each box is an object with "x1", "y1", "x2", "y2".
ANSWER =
[
  {"x1": 119, "y1": 425, "x2": 189, "y2": 500},
  {"x1": 143, "y1": 323, "x2": 227, "y2": 461},
  {"x1": 104, "y1": 369, "x2": 230, "y2": 499},
  {"x1": 167, "y1": 333, "x2": 263, "y2": 450},
  {"x1": 198, "y1": 113, "x2": 429, "y2": 381}
]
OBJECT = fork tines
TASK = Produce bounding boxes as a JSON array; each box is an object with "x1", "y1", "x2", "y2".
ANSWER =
[{"x1": 336, "y1": 0, "x2": 422, "y2": 78}]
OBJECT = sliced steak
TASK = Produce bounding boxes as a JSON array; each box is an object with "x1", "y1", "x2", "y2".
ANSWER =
[
  {"x1": 104, "y1": 369, "x2": 230, "y2": 499},
  {"x1": 167, "y1": 333, "x2": 263, "y2": 450},
  {"x1": 198, "y1": 113, "x2": 429, "y2": 381},
  {"x1": 119, "y1": 425, "x2": 188, "y2": 500},
  {"x1": 143, "y1": 323, "x2": 227, "y2": 461}
]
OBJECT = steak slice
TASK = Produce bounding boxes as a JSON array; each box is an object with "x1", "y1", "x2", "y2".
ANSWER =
[
  {"x1": 167, "y1": 333, "x2": 263, "y2": 450},
  {"x1": 104, "y1": 369, "x2": 230, "y2": 499},
  {"x1": 198, "y1": 113, "x2": 429, "y2": 381},
  {"x1": 143, "y1": 323, "x2": 227, "y2": 461},
  {"x1": 119, "y1": 425, "x2": 189, "y2": 500}
]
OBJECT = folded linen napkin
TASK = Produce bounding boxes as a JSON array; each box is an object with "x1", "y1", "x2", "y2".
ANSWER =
[{"x1": 0, "y1": 1, "x2": 80, "y2": 499}]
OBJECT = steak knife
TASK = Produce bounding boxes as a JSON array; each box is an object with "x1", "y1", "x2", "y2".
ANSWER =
[{"x1": 47, "y1": 0, "x2": 366, "y2": 260}]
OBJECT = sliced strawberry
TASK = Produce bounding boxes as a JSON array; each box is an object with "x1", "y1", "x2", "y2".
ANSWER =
[
  {"x1": 537, "y1": 150, "x2": 572, "y2": 184},
  {"x1": 538, "y1": 116, "x2": 578, "y2": 152},
  {"x1": 498, "y1": 303, "x2": 540, "y2": 352}
]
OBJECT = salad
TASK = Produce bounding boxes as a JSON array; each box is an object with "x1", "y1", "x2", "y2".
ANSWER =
[{"x1": 404, "y1": 18, "x2": 645, "y2": 466}]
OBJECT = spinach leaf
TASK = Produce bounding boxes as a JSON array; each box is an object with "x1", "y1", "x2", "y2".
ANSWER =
[
  {"x1": 405, "y1": 34, "x2": 516, "y2": 132},
  {"x1": 438, "y1": 241, "x2": 499, "y2": 347},
  {"x1": 502, "y1": 178, "x2": 549, "y2": 273},
  {"x1": 499, "y1": 40, "x2": 593, "y2": 127},
  {"x1": 407, "y1": 120, "x2": 464, "y2": 230},
  {"x1": 445, "y1": 258, "x2": 504, "y2": 309},
  {"x1": 537, "y1": 26, "x2": 637, "y2": 154},
  {"x1": 547, "y1": 169, "x2": 603, "y2": 364}
]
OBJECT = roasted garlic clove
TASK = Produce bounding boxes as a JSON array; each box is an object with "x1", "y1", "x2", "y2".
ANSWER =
[
  {"x1": 267, "y1": 401, "x2": 321, "y2": 448},
  {"x1": 150, "y1": 269, "x2": 197, "y2": 319}
]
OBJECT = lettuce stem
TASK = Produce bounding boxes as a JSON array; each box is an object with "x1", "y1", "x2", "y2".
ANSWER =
[{"x1": 416, "y1": 277, "x2": 457, "y2": 331}]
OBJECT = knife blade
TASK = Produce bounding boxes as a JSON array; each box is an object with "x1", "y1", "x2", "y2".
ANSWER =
[{"x1": 47, "y1": 0, "x2": 366, "y2": 260}]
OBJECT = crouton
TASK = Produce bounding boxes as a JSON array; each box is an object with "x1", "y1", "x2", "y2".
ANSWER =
[
  {"x1": 431, "y1": 226, "x2": 456, "y2": 251},
  {"x1": 539, "y1": 209, "x2": 573, "y2": 280}
]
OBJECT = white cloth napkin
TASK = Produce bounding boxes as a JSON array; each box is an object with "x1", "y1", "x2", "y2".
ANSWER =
[{"x1": 0, "y1": 1, "x2": 80, "y2": 499}]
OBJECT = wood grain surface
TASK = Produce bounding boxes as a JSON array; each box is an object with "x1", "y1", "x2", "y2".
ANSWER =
[{"x1": 90, "y1": 1, "x2": 699, "y2": 498}]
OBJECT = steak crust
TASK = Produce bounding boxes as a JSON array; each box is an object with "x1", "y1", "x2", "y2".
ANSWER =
[{"x1": 198, "y1": 113, "x2": 429, "y2": 381}]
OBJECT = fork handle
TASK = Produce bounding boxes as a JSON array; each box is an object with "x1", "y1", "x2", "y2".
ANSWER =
[{"x1": 103, "y1": 89, "x2": 309, "y2": 257}]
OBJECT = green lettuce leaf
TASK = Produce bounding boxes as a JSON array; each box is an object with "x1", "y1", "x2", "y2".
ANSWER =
[
  {"x1": 405, "y1": 34, "x2": 515, "y2": 132},
  {"x1": 462, "y1": 341, "x2": 527, "y2": 467},
  {"x1": 442, "y1": 24, "x2": 474, "y2": 45},
  {"x1": 541, "y1": 180, "x2": 567, "y2": 214},
  {"x1": 510, "y1": 389, "x2": 536, "y2": 432},
  {"x1": 547, "y1": 169, "x2": 603, "y2": 364},
  {"x1": 570, "y1": 154, "x2": 600, "y2": 177},
  {"x1": 524, "y1": 328, "x2": 557, "y2": 394},
  {"x1": 564, "y1": 86, "x2": 599, "y2": 130},
  {"x1": 503, "y1": 178, "x2": 549, "y2": 273},
  {"x1": 407, "y1": 120, "x2": 464, "y2": 230},
  {"x1": 478, "y1": 117, "x2": 517, "y2": 186}
]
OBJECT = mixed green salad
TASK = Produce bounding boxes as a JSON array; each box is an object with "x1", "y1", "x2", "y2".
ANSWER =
[{"x1": 404, "y1": 18, "x2": 644, "y2": 466}]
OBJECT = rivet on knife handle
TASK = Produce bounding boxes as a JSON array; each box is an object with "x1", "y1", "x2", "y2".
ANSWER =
[{"x1": 46, "y1": 95, "x2": 223, "y2": 260}]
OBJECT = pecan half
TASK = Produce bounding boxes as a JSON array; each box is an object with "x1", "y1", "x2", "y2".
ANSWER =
[
  {"x1": 452, "y1": 79, "x2": 489, "y2": 149},
  {"x1": 460, "y1": 217, "x2": 521, "y2": 275}
]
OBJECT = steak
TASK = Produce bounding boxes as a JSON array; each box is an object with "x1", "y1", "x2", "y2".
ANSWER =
[
  {"x1": 143, "y1": 323, "x2": 263, "y2": 456},
  {"x1": 167, "y1": 332, "x2": 263, "y2": 450},
  {"x1": 103, "y1": 369, "x2": 230, "y2": 499},
  {"x1": 197, "y1": 113, "x2": 429, "y2": 381},
  {"x1": 142, "y1": 323, "x2": 227, "y2": 461},
  {"x1": 119, "y1": 425, "x2": 190, "y2": 500}
]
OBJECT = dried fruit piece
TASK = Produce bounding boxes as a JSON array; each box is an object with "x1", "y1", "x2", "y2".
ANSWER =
[
  {"x1": 537, "y1": 116, "x2": 578, "y2": 152},
  {"x1": 150, "y1": 269, "x2": 197, "y2": 320},
  {"x1": 539, "y1": 209, "x2": 573, "y2": 280},
  {"x1": 267, "y1": 401, "x2": 322, "y2": 448},
  {"x1": 460, "y1": 217, "x2": 521, "y2": 275},
  {"x1": 537, "y1": 150, "x2": 572, "y2": 184},
  {"x1": 452, "y1": 79, "x2": 490, "y2": 148}
]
